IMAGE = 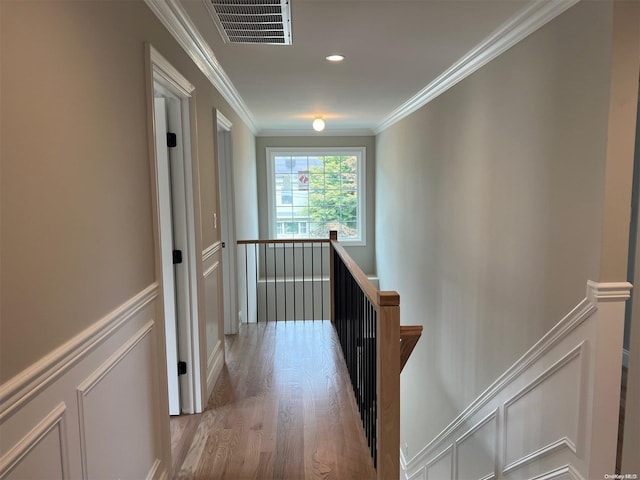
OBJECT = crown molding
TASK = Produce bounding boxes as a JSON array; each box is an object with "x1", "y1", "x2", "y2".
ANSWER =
[
  {"x1": 375, "y1": 0, "x2": 580, "y2": 134},
  {"x1": 257, "y1": 128, "x2": 375, "y2": 137},
  {"x1": 147, "y1": 0, "x2": 579, "y2": 137},
  {"x1": 144, "y1": 0, "x2": 258, "y2": 134}
]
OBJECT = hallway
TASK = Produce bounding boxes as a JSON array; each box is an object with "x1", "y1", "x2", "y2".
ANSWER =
[{"x1": 170, "y1": 321, "x2": 376, "y2": 480}]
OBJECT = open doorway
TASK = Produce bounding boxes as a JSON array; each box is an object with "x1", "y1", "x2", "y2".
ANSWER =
[{"x1": 147, "y1": 45, "x2": 205, "y2": 417}]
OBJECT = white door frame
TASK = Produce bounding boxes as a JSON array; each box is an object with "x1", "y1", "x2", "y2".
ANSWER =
[
  {"x1": 216, "y1": 111, "x2": 240, "y2": 333},
  {"x1": 146, "y1": 44, "x2": 205, "y2": 415},
  {"x1": 152, "y1": 95, "x2": 181, "y2": 415}
]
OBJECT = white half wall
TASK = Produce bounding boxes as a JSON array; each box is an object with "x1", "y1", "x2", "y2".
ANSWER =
[
  {"x1": 401, "y1": 281, "x2": 631, "y2": 480},
  {"x1": 0, "y1": 285, "x2": 169, "y2": 480}
]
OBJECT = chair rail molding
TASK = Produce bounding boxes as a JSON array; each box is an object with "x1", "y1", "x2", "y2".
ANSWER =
[
  {"x1": 0, "y1": 285, "x2": 167, "y2": 480},
  {"x1": 401, "y1": 280, "x2": 632, "y2": 480},
  {"x1": 0, "y1": 284, "x2": 159, "y2": 421}
]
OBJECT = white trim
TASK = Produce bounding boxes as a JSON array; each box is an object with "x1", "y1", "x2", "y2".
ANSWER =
[
  {"x1": 405, "y1": 292, "x2": 596, "y2": 470},
  {"x1": 455, "y1": 407, "x2": 498, "y2": 446},
  {"x1": 145, "y1": 0, "x2": 579, "y2": 137},
  {"x1": 265, "y1": 146, "x2": 367, "y2": 246},
  {"x1": 425, "y1": 444, "x2": 453, "y2": 480},
  {"x1": 587, "y1": 280, "x2": 633, "y2": 301},
  {"x1": 257, "y1": 128, "x2": 375, "y2": 137},
  {"x1": 202, "y1": 241, "x2": 222, "y2": 264},
  {"x1": 528, "y1": 464, "x2": 584, "y2": 480},
  {"x1": 217, "y1": 111, "x2": 233, "y2": 132},
  {"x1": 144, "y1": 0, "x2": 258, "y2": 134},
  {"x1": 400, "y1": 449, "x2": 409, "y2": 480},
  {"x1": 504, "y1": 438, "x2": 577, "y2": 477},
  {"x1": 76, "y1": 321, "x2": 155, "y2": 480},
  {"x1": 147, "y1": 42, "x2": 205, "y2": 414},
  {"x1": 0, "y1": 284, "x2": 158, "y2": 421},
  {"x1": 406, "y1": 466, "x2": 425, "y2": 480},
  {"x1": 217, "y1": 109, "x2": 240, "y2": 334},
  {"x1": 0, "y1": 403, "x2": 69, "y2": 479},
  {"x1": 203, "y1": 260, "x2": 220, "y2": 280},
  {"x1": 478, "y1": 474, "x2": 495, "y2": 480},
  {"x1": 404, "y1": 281, "x2": 631, "y2": 476},
  {"x1": 149, "y1": 45, "x2": 195, "y2": 96},
  {"x1": 375, "y1": 0, "x2": 580, "y2": 134},
  {"x1": 455, "y1": 408, "x2": 498, "y2": 480},
  {"x1": 206, "y1": 340, "x2": 224, "y2": 395},
  {"x1": 502, "y1": 343, "x2": 584, "y2": 473}
]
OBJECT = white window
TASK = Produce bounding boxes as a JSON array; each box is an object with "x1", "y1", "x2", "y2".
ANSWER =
[{"x1": 266, "y1": 147, "x2": 366, "y2": 244}]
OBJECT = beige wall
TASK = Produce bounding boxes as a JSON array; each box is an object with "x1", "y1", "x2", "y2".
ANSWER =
[
  {"x1": 234, "y1": 127, "x2": 259, "y2": 240},
  {"x1": 0, "y1": 1, "x2": 257, "y2": 381},
  {"x1": 375, "y1": 1, "x2": 622, "y2": 455},
  {"x1": 255, "y1": 136, "x2": 376, "y2": 274}
]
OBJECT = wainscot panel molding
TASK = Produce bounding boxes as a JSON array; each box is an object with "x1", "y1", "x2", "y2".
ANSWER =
[
  {"x1": 204, "y1": 260, "x2": 220, "y2": 280},
  {"x1": 203, "y1": 255, "x2": 223, "y2": 399},
  {"x1": 76, "y1": 321, "x2": 155, "y2": 480},
  {"x1": 0, "y1": 403, "x2": 69, "y2": 479},
  {"x1": 0, "y1": 284, "x2": 159, "y2": 421},
  {"x1": 202, "y1": 241, "x2": 222, "y2": 264},
  {"x1": 529, "y1": 464, "x2": 583, "y2": 480},
  {"x1": 401, "y1": 280, "x2": 632, "y2": 480},
  {"x1": 0, "y1": 284, "x2": 169, "y2": 480}
]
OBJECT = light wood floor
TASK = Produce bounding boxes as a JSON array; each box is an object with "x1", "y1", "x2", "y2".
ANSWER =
[{"x1": 171, "y1": 321, "x2": 376, "y2": 480}]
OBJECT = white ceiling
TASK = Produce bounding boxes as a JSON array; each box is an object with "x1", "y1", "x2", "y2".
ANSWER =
[{"x1": 178, "y1": 0, "x2": 540, "y2": 134}]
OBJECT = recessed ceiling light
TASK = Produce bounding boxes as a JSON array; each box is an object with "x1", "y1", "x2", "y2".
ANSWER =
[
  {"x1": 326, "y1": 54, "x2": 344, "y2": 62},
  {"x1": 312, "y1": 118, "x2": 325, "y2": 132}
]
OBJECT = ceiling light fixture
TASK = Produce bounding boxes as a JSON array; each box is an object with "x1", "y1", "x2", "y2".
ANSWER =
[
  {"x1": 312, "y1": 118, "x2": 325, "y2": 132},
  {"x1": 326, "y1": 54, "x2": 345, "y2": 62}
]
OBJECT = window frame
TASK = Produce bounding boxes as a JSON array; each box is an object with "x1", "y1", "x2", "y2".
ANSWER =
[{"x1": 266, "y1": 147, "x2": 367, "y2": 246}]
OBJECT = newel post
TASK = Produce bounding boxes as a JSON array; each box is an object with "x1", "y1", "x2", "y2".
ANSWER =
[
  {"x1": 329, "y1": 230, "x2": 338, "y2": 323},
  {"x1": 377, "y1": 290, "x2": 400, "y2": 480}
]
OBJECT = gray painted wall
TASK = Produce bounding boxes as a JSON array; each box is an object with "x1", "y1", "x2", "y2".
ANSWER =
[{"x1": 375, "y1": 1, "x2": 617, "y2": 456}]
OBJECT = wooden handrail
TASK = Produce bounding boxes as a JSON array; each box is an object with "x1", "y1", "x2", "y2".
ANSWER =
[
  {"x1": 330, "y1": 237, "x2": 394, "y2": 307},
  {"x1": 329, "y1": 231, "x2": 401, "y2": 480},
  {"x1": 237, "y1": 238, "x2": 330, "y2": 245},
  {"x1": 400, "y1": 325, "x2": 423, "y2": 372}
]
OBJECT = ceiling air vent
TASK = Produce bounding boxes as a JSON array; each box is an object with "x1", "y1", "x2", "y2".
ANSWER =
[{"x1": 204, "y1": 0, "x2": 292, "y2": 45}]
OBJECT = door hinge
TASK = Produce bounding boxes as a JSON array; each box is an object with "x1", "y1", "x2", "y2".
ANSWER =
[
  {"x1": 167, "y1": 132, "x2": 177, "y2": 148},
  {"x1": 177, "y1": 361, "x2": 187, "y2": 376},
  {"x1": 173, "y1": 249, "x2": 183, "y2": 264},
  {"x1": 222, "y1": 242, "x2": 226, "y2": 248}
]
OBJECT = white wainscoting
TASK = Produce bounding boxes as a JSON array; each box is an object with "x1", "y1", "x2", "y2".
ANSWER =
[
  {"x1": 203, "y1": 243, "x2": 224, "y2": 400},
  {"x1": 401, "y1": 280, "x2": 631, "y2": 480},
  {"x1": 0, "y1": 284, "x2": 169, "y2": 480},
  {"x1": 206, "y1": 341, "x2": 223, "y2": 397}
]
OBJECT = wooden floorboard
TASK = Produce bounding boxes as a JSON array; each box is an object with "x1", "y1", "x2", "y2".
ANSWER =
[{"x1": 171, "y1": 321, "x2": 376, "y2": 480}]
